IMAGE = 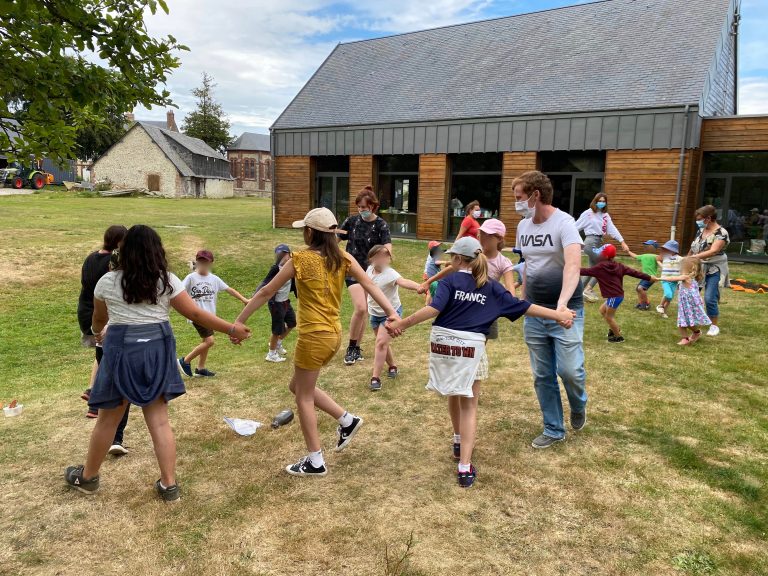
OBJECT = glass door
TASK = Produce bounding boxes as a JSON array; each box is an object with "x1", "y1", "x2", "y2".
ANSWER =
[{"x1": 315, "y1": 173, "x2": 349, "y2": 224}]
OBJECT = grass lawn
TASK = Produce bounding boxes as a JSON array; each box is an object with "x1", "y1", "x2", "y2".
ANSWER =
[{"x1": 0, "y1": 191, "x2": 766, "y2": 576}]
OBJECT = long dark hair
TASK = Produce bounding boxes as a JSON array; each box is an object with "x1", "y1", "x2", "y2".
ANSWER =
[
  {"x1": 119, "y1": 225, "x2": 172, "y2": 304},
  {"x1": 304, "y1": 227, "x2": 344, "y2": 273}
]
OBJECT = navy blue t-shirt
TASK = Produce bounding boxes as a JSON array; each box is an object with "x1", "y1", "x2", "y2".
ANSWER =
[{"x1": 430, "y1": 271, "x2": 531, "y2": 335}]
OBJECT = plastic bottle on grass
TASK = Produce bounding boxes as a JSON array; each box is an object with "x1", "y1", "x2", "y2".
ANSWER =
[{"x1": 271, "y1": 409, "x2": 294, "y2": 429}]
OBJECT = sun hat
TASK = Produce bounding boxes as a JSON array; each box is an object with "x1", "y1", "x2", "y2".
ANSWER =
[
  {"x1": 292, "y1": 207, "x2": 339, "y2": 233},
  {"x1": 195, "y1": 249, "x2": 214, "y2": 262},
  {"x1": 643, "y1": 240, "x2": 659, "y2": 248},
  {"x1": 479, "y1": 218, "x2": 506, "y2": 237},
  {"x1": 661, "y1": 240, "x2": 680, "y2": 254},
  {"x1": 446, "y1": 237, "x2": 482, "y2": 259},
  {"x1": 275, "y1": 243, "x2": 291, "y2": 254}
]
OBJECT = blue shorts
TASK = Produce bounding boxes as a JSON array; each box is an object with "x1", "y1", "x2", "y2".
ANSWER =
[
  {"x1": 662, "y1": 280, "x2": 678, "y2": 301},
  {"x1": 637, "y1": 279, "x2": 655, "y2": 291},
  {"x1": 605, "y1": 297, "x2": 624, "y2": 309},
  {"x1": 370, "y1": 306, "x2": 402, "y2": 329}
]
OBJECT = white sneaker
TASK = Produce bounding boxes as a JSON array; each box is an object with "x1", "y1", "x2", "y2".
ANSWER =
[
  {"x1": 277, "y1": 344, "x2": 288, "y2": 356},
  {"x1": 108, "y1": 444, "x2": 128, "y2": 456},
  {"x1": 656, "y1": 305, "x2": 665, "y2": 315},
  {"x1": 265, "y1": 350, "x2": 286, "y2": 363},
  {"x1": 707, "y1": 325, "x2": 720, "y2": 336}
]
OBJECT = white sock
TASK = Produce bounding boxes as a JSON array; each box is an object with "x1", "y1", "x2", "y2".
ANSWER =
[
  {"x1": 309, "y1": 450, "x2": 324, "y2": 467},
  {"x1": 458, "y1": 463, "x2": 471, "y2": 473},
  {"x1": 453, "y1": 434, "x2": 461, "y2": 444},
  {"x1": 338, "y1": 411, "x2": 354, "y2": 428},
  {"x1": 277, "y1": 339, "x2": 283, "y2": 347}
]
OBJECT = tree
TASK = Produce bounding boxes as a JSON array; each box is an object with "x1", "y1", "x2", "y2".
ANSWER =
[
  {"x1": 75, "y1": 106, "x2": 127, "y2": 161},
  {"x1": 181, "y1": 72, "x2": 232, "y2": 153},
  {"x1": 0, "y1": 0, "x2": 187, "y2": 164}
]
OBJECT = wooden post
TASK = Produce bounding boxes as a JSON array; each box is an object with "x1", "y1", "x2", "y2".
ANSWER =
[{"x1": 417, "y1": 154, "x2": 449, "y2": 239}]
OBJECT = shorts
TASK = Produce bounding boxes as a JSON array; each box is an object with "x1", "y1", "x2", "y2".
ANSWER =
[
  {"x1": 294, "y1": 331, "x2": 342, "y2": 371},
  {"x1": 474, "y1": 352, "x2": 489, "y2": 381},
  {"x1": 662, "y1": 280, "x2": 678, "y2": 301},
  {"x1": 637, "y1": 279, "x2": 655, "y2": 291},
  {"x1": 370, "y1": 306, "x2": 402, "y2": 329},
  {"x1": 269, "y1": 300, "x2": 297, "y2": 335},
  {"x1": 345, "y1": 276, "x2": 359, "y2": 288},
  {"x1": 193, "y1": 322, "x2": 214, "y2": 338},
  {"x1": 605, "y1": 297, "x2": 624, "y2": 309}
]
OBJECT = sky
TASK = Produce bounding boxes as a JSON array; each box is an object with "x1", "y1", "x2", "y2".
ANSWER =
[{"x1": 137, "y1": 0, "x2": 768, "y2": 137}]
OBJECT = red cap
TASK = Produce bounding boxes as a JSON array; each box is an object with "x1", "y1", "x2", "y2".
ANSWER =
[
  {"x1": 428, "y1": 241, "x2": 442, "y2": 250},
  {"x1": 601, "y1": 244, "x2": 616, "y2": 259},
  {"x1": 195, "y1": 249, "x2": 214, "y2": 262}
]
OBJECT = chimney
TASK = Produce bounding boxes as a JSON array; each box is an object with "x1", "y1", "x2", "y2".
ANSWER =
[
  {"x1": 166, "y1": 110, "x2": 178, "y2": 132},
  {"x1": 125, "y1": 112, "x2": 136, "y2": 123}
]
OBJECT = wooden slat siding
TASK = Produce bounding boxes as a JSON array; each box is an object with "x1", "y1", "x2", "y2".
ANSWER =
[
  {"x1": 349, "y1": 155, "x2": 375, "y2": 213},
  {"x1": 604, "y1": 150, "x2": 698, "y2": 249},
  {"x1": 275, "y1": 156, "x2": 312, "y2": 228},
  {"x1": 500, "y1": 152, "x2": 538, "y2": 244},
  {"x1": 417, "y1": 154, "x2": 449, "y2": 239},
  {"x1": 700, "y1": 117, "x2": 768, "y2": 151}
]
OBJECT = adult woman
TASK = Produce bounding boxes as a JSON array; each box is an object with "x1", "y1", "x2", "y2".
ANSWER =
[
  {"x1": 574, "y1": 193, "x2": 629, "y2": 302},
  {"x1": 688, "y1": 205, "x2": 729, "y2": 336},
  {"x1": 456, "y1": 200, "x2": 482, "y2": 240},
  {"x1": 338, "y1": 186, "x2": 392, "y2": 366}
]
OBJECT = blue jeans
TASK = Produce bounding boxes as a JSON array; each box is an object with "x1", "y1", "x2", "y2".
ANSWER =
[
  {"x1": 524, "y1": 308, "x2": 588, "y2": 439},
  {"x1": 704, "y1": 271, "x2": 721, "y2": 318}
]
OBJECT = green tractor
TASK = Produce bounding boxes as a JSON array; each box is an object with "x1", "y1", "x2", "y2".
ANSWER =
[{"x1": 0, "y1": 161, "x2": 51, "y2": 190}]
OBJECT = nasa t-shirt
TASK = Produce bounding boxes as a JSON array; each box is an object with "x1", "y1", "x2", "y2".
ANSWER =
[
  {"x1": 182, "y1": 271, "x2": 229, "y2": 315},
  {"x1": 516, "y1": 209, "x2": 584, "y2": 310}
]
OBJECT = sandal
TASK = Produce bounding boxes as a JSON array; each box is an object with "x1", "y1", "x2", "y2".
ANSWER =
[
  {"x1": 689, "y1": 330, "x2": 702, "y2": 343},
  {"x1": 677, "y1": 337, "x2": 691, "y2": 346}
]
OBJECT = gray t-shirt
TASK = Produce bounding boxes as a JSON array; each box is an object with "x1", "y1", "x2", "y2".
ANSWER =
[
  {"x1": 516, "y1": 209, "x2": 584, "y2": 309},
  {"x1": 94, "y1": 271, "x2": 185, "y2": 325}
]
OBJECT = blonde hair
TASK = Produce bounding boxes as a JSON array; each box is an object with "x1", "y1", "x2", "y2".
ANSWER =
[
  {"x1": 454, "y1": 252, "x2": 488, "y2": 288},
  {"x1": 367, "y1": 244, "x2": 391, "y2": 260},
  {"x1": 681, "y1": 257, "x2": 704, "y2": 284}
]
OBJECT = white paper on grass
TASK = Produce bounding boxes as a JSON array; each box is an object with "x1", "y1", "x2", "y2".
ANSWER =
[{"x1": 223, "y1": 417, "x2": 263, "y2": 436}]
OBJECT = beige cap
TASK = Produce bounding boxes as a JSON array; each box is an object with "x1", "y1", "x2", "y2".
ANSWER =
[{"x1": 292, "y1": 207, "x2": 340, "y2": 233}]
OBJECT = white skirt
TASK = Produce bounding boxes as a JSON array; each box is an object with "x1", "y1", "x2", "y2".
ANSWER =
[{"x1": 427, "y1": 326, "x2": 487, "y2": 398}]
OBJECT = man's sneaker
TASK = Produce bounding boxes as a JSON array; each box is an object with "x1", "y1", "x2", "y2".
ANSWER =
[
  {"x1": 452, "y1": 443, "x2": 461, "y2": 461},
  {"x1": 531, "y1": 434, "x2": 565, "y2": 449},
  {"x1": 571, "y1": 411, "x2": 587, "y2": 431},
  {"x1": 343, "y1": 346, "x2": 357, "y2": 365},
  {"x1": 285, "y1": 456, "x2": 327, "y2": 477},
  {"x1": 86, "y1": 408, "x2": 98, "y2": 419},
  {"x1": 177, "y1": 357, "x2": 193, "y2": 378},
  {"x1": 457, "y1": 465, "x2": 477, "y2": 488},
  {"x1": 194, "y1": 368, "x2": 216, "y2": 377},
  {"x1": 80, "y1": 388, "x2": 91, "y2": 402},
  {"x1": 334, "y1": 416, "x2": 363, "y2": 452},
  {"x1": 608, "y1": 334, "x2": 625, "y2": 343},
  {"x1": 583, "y1": 289, "x2": 599, "y2": 303},
  {"x1": 277, "y1": 343, "x2": 288, "y2": 356},
  {"x1": 354, "y1": 346, "x2": 365, "y2": 362},
  {"x1": 265, "y1": 350, "x2": 286, "y2": 363},
  {"x1": 387, "y1": 366, "x2": 398, "y2": 378},
  {"x1": 370, "y1": 377, "x2": 382, "y2": 392},
  {"x1": 108, "y1": 444, "x2": 128, "y2": 456},
  {"x1": 154, "y1": 479, "x2": 181, "y2": 502},
  {"x1": 707, "y1": 325, "x2": 720, "y2": 337},
  {"x1": 65, "y1": 465, "x2": 99, "y2": 495}
]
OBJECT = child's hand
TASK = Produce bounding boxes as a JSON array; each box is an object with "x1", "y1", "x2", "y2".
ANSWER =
[
  {"x1": 228, "y1": 322, "x2": 252, "y2": 344},
  {"x1": 385, "y1": 319, "x2": 404, "y2": 337},
  {"x1": 556, "y1": 306, "x2": 576, "y2": 328},
  {"x1": 651, "y1": 276, "x2": 661, "y2": 282},
  {"x1": 417, "y1": 282, "x2": 430, "y2": 295}
]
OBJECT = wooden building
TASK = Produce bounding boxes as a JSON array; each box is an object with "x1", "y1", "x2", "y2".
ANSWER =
[
  {"x1": 227, "y1": 132, "x2": 272, "y2": 197},
  {"x1": 271, "y1": 0, "x2": 768, "y2": 261}
]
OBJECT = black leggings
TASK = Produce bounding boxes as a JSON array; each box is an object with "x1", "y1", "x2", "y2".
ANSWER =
[{"x1": 95, "y1": 346, "x2": 130, "y2": 445}]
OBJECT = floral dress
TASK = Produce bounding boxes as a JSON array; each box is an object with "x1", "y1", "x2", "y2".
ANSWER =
[{"x1": 677, "y1": 280, "x2": 712, "y2": 328}]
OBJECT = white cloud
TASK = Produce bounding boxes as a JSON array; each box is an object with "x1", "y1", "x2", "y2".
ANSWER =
[{"x1": 739, "y1": 77, "x2": 768, "y2": 114}]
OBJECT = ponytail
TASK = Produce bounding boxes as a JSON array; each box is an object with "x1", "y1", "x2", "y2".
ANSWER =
[{"x1": 463, "y1": 253, "x2": 488, "y2": 288}]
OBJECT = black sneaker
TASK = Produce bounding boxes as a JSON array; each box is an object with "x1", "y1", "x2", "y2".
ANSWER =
[
  {"x1": 177, "y1": 357, "x2": 193, "y2": 377},
  {"x1": 65, "y1": 465, "x2": 99, "y2": 495},
  {"x1": 458, "y1": 465, "x2": 477, "y2": 489},
  {"x1": 452, "y1": 442, "x2": 461, "y2": 461},
  {"x1": 154, "y1": 479, "x2": 181, "y2": 502},
  {"x1": 343, "y1": 346, "x2": 357, "y2": 365},
  {"x1": 387, "y1": 366, "x2": 398, "y2": 378},
  {"x1": 571, "y1": 411, "x2": 587, "y2": 431},
  {"x1": 285, "y1": 456, "x2": 327, "y2": 477},
  {"x1": 194, "y1": 368, "x2": 216, "y2": 377},
  {"x1": 354, "y1": 346, "x2": 365, "y2": 362},
  {"x1": 370, "y1": 377, "x2": 382, "y2": 392},
  {"x1": 608, "y1": 329, "x2": 615, "y2": 338},
  {"x1": 608, "y1": 334, "x2": 625, "y2": 343},
  {"x1": 334, "y1": 416, "x2": 363, "y2": 452}
]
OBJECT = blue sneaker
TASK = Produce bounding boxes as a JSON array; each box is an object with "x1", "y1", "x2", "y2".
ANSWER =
[
  {"x1": 370, "y1": 377, "x2": 382, "y2": 392},
  {"x1": 194, "y1": 368, "x2": 216, "y2": 377},
  {"x1": 452, "y1": 443, "x2": 461, "y2": 461},
  {"x1": 177, "y1": 357, "x2": 193, "y2": 378},
  {"x1": 458, "y1": 465, "x2": 477, "y2": 489}
]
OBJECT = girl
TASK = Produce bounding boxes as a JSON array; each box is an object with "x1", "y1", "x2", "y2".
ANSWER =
[
  {"x1": 660, "y1": 257, "x2": 712, "y2": 346},
  {"x1": 65, "y1": 225, "x2": 252, "y2": 502},
  {"x1": 233, "y1": 208, "x2": 399, "y2": 477},
  {"x1": 365, "y1": 245, "x2": 421, "y2": 392},
  {"x1": 256, "y1": 243, "x2": 297, "y2": 363},
  {"x1": 386, "y1": 237, "x2": 575, "y2": 489}
]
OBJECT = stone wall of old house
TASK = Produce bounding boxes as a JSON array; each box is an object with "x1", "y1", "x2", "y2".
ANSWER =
[
  {"x1": 228, "y1": 150, "x2": 273, "y2": 196},
  {"x1": 202, "y1": 178, "x2": 235, "y2": 198}
]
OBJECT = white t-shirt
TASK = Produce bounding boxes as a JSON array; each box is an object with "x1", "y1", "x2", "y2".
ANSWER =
[
  {"x1": 366, "y1": 265, "x2": 401, "y2": 317},
  {"x1": 94, "y1": 271, "x2": 185, "y2": 325},
  {"x1": 516, "y1": 208, "x2": 584, "y2": 309},
  {"x1": 182, "y1": 272, "x2": 229, "y2": 315}
]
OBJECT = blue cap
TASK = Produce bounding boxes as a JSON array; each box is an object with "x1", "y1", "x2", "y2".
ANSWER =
[
  {"x1": 275, "y1": 243, "x2": 291, "y2": 254},
  {"x1": 643, "y1": 240, "x2": 659, "y2": 248},
  {"x1": 661, "y1": 240, "x2": 679, "y2": 254}
]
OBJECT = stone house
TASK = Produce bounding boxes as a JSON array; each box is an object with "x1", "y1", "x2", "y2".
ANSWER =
[
  {"x1": 92, "y1": 121, "x2": 234, "y2": 198},
  {"x1": 227, "y1": 132, "x2": 272, "y2": 196}
]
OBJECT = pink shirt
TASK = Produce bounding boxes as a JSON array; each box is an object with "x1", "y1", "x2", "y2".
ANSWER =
[{"x1": 486, "y1": 252, "x2": 514, "y2": 283}]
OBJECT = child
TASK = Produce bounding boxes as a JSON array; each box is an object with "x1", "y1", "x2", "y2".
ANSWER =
[
  {"x1": 656, "y1": 240, "x2": 683, "y2": 319},
  {"x1": 660, "y1": 257, "x2": 712, "y2": 345},
  {"x1": 178, "y1": 250, "x2": 250, "y2": 377},
  {"x1": 423, "y1": 241, "x2": 445, "y2": 305},
  {"x1": 65, "y1": 225, "x2": 251, "y2": 502},
  {"x1": 257, "y1": 244, "x2": 297, "y2": 363},
  {"x1": 386, "y1": 237, "x2": 575, "y2": 488},
  {"x1": 626, "y1": 240, "x2": 661, "y2": 310},
  {"x1": 579, "y1": 244, "x2": 652, "y2": 343},
  {"x1": 233, "y1": 208, "x2": 399, "y2": 477},
  {"x1": 366, "y1": 245, "x2": 421, "y2": 391}
]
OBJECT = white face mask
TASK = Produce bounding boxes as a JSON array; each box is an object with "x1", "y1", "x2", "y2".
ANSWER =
[
  {"x1": 472, "y1": 209, "x2": 482, "y2": 218},
  {"x1": 515, "y1": 197, "x2": 535, "y2": 219}
]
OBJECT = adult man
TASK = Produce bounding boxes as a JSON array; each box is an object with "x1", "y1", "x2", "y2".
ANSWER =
[{"x1": 513, "y1": 171, "x2": 588, "y2": 449}]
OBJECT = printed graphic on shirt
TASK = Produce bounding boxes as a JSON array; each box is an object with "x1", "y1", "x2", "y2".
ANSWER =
[
  {"x1": 183, "y1": 272, "x2": 228, "y2": 315},
  {"x1": 339, "y1": 215, "x2": 392, "y2": 270}
]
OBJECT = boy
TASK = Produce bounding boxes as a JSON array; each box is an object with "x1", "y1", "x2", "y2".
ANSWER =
[
  {"x1": 258, "y1": 244, "x2": 297, "y2": 363},
  {"x1": 656, "y1": 240, "x2": 683, "y2": 319},
  {"x1": 178, "y1": 250, "x2": 250, "y2": 377},
  {"x1": 423, "y1": 241, "x2": 445, "y2": 305},
  {"x1": 580, "y1": 244, "x2": 652, "y2": 343},
  {"x1": 626, "y1": 240, "x2": 661, "y2": 310}
]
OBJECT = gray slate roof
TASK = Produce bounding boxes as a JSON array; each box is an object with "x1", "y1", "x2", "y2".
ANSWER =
[
  {"x1": 138, "y1": 122, "x2": 229, "y2": 178},
  {"x1": 273, "y1": 0, "x2": 731, "y2": 130},
  {"x1": 228, "y1": 132, "x2": 271, "y2": 152}
]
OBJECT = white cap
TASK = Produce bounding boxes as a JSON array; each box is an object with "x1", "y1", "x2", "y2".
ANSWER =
[
  {"x1": 446, "y1": 236, "x2": 482, "y2": 258},
  {"x1": 292, "y1": 207, "x2": 339, "y2": 233}
]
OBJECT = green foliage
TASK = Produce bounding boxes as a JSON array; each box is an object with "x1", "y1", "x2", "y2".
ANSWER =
[
  {"x1": 0, "y1": 0, "x2": 187, "y2": 163},
  {"x1": 181, "y1": 72, "x2": 232, "y2": 153},
  {"x1": 672, "y1": 550, "x2": 718, "y2": 574},
  {"x1": 75, "y1": 107, "x2": 127, "y2": 161}
]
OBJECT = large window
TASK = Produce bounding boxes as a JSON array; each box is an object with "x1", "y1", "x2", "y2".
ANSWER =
[
  {"x1": 315, "y1": 156, "x2": 350, "y2": 224},
  {"x1": 701, "y1": 152, "x2": 768, "y2": 261},
  {"x1": 540, "y1": 151, "x2": 605, "y2": 217},
  {"x1": 448, "y1": 153, "x2": 502, "y2": 238},
  {"x1": 377, "y1": 155, "x2": 419, "y2": 236}
]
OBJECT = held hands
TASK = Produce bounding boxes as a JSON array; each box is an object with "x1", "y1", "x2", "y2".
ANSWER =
[
  {"x1": 385, "y1": 317, "x2": 404, "y2": 338},
  {"x1": 417, "y1": 282, "x2": 430, "y2": 295},
  {"x1": 228, "y1": 321, "x2": 252, "y2": 345},
  {"x1": 556, "y1": 304, "x2": 576, "y2": 329}
]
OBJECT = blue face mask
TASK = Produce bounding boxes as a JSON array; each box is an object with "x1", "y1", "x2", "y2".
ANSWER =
[
  {"x1": 696, "y1": 219, "x2": 706, "y2": 230},
  {"x1": 596, "y1": 201, "x2": 607, "y2": 210},
  {"x1": 359, "y1": 210, "x2": 372, "y2": 219}
]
